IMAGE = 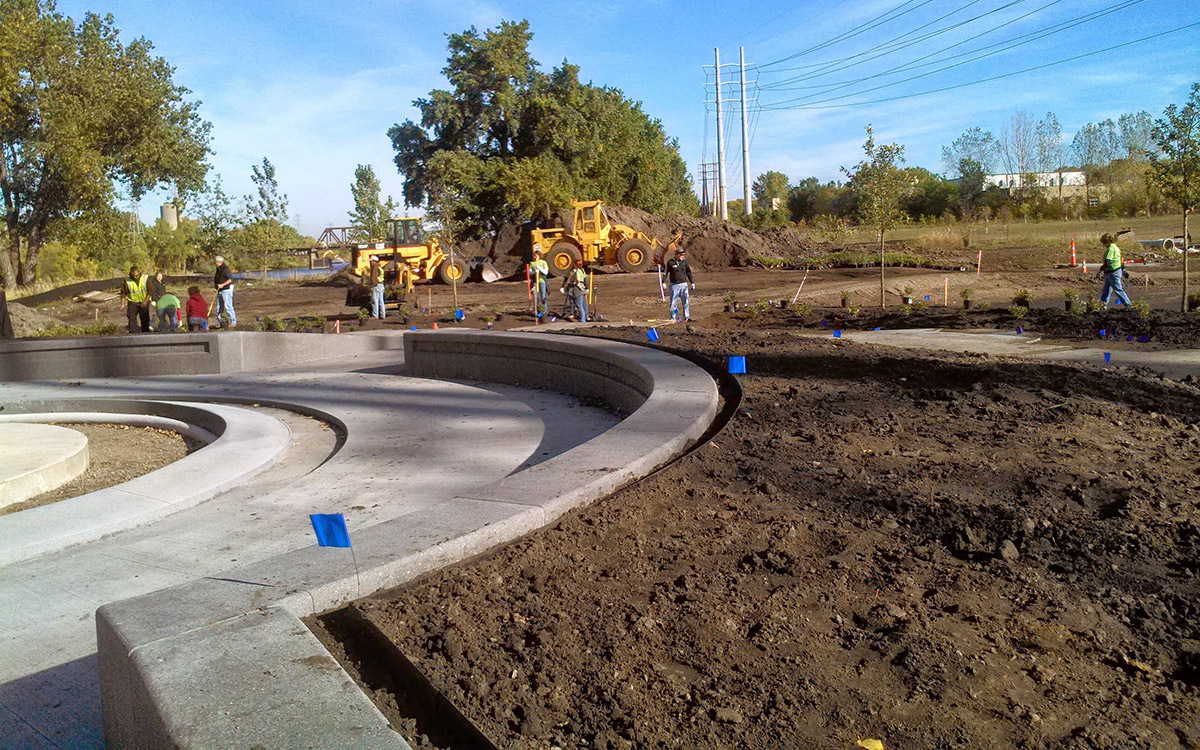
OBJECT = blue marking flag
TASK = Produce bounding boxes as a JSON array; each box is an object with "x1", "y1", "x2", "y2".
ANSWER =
[
  {"x1": 310, "y1": 513, "x2": 351, "y2": 548},
  {"x1": 728, "y1": 356, "x2": 746, "y2": 374},
  {"x1": 833, "y1": 330, "x2": 842, "y2": 338},
  {"x1": 1104, "y1": 352, "x2": 1112, "y2": 363},
  {"x1": 647, "y1": 328, "x2": 660, "y2": 342}
]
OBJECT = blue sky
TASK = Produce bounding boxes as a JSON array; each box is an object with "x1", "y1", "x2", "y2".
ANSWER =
[{"x1": 55, "y1": 0, "x2": 1200, "y2": 235}]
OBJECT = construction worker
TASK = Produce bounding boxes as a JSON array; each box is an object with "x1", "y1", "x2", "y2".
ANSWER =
[
  {"x1": 120, "y1": 267, "x2": 150, "y2": 333},
  {"x1": 368, "y1": 256, "x2": 385, "y2": 319},
  {"x1": 530, "y1": 248, "x2": 549, "y2": 317},
  {"x1": 562, "y1": 259, "x2": 588, "y2": 322},
  {"x1": 1097, "y1": 229, "x2": 1134, "y2": 309},
  {"x1": 665, "y1": 245, "x2": 695, "y2": 322},
  {"x1": 213, "y1": 256, "x2": 236, "y2": 328}
]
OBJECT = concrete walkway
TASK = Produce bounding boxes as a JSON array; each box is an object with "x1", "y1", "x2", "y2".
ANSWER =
[
  {"x1": 798, "y1": 327, "x2": 1200, "y2": 380},
  {"x1": 0, "y1": 346, "x2": 620, "y2": 748}
]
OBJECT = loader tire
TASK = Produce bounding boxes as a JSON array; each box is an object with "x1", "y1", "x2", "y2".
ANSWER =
[
  {"x1": 617, "y1": 238, "x2": 653, "y2": 273},
  {"x1": 437, "y1": 257, "x2": 467, "y2": 285},
  {"x1": 548, "y1": 241, "x2": 581, "y2": 277}
]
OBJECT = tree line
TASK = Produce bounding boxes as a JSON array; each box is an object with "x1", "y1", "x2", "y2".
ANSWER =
[{"x1": 736, "y1": 98, "x2": 1197, "y2": 234}]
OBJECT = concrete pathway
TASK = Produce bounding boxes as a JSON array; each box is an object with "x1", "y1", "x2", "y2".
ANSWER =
[
  {"x1": 0, "y1": 347, "x2": 619, "y2": 749},
  {"x1": 798, "y1": 327, "x2": 1200, "y2": 380}
]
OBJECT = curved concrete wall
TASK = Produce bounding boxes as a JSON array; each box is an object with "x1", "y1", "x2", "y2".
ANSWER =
[{"x1": 93, "y1": 331, "x2": 719, "y2": 748}]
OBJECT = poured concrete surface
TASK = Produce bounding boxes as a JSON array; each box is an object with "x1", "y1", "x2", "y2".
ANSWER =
[
  {"x1": 0, "y1": 424, "x2": 88, "y2": 509},
  {"x1": 0, "y1": 345, "x2": 623, "y2": 749}
]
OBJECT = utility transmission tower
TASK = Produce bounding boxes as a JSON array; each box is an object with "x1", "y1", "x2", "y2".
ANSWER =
[
  {"x1": 704, "y1": 49, "x2": 758, "y2": 221},
  {"x1": 697, "y1": 161, "x2": 718, "y2": 217}
]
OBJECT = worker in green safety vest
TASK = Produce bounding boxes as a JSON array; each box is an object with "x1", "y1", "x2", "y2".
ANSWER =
[
  {"x1": 1097, "y1": 229, "x2": 1133, "y2": 309},
  {"x1": 121, "y1": 267, "x2": 151, "y2": 333}
]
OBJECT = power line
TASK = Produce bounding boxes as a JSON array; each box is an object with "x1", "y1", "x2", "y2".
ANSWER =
[
  {"x1": 758, "y1": 20, "x2": 1200, "y2": 111},
  {"x1": 761, "y1": 0, "x2": 1137, "y2": 98},
  {"x1": 760, "y1": 0, "x2": 937, "y2": 69},
  {"x1": 761, "y1": 0, "x2": 1041, "y2": 88}
]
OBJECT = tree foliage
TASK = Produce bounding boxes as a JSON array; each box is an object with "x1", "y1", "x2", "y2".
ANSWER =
[
  {"x1": 237, "y1": 158, "x2": 290, "y2": 273},
  {"x1": 1150, "y1": 82, "x2": 1200, "y2": 312},
  {"x1": 751, "y1": 171, "x2": 790, "y2": 208},
  {"x1": 348, "y1": 164, "x2": 397, "y2": 241},
  {"x1": 942, "y1": 127, "x2": 997, "y2": 177},
  {"x1": 0, "y1": 0, "x2": 210, "y2": 286},
  {"x1": 844, "y1": 126, "x2": 907, "y2": 306},
  {"x1": 389, "y1": 21, "x2": 694, "y2": 239}
]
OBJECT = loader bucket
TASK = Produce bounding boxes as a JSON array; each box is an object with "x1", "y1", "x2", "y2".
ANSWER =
[{"x1": 476, "y1": 260, "x2": 502, "y2": 283}]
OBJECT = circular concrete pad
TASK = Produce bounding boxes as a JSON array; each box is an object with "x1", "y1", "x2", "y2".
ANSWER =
[{"x1": 0, "y1": 423, "x2": 89, "y2": 509}]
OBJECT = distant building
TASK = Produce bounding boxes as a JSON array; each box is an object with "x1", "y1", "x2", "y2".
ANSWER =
[{"x1": 984, "y1": 170, "x2": 1087, "y2": 190}]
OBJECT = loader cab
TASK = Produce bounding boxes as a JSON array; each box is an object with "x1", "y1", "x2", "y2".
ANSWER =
[
  {"x1": 386, "y1": 217, "x2": 426, "y2": 247},
  {"x1": 572, "y1": 200, "x2": 611, "y2": 245}
]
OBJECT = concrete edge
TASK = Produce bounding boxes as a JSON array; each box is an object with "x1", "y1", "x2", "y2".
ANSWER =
[
  {"x1": 0, "y1": 423, "x2": 90, "y2": 508},
  {"x1": 0, "y1": 400, "x2": 292, "y2": 566},
  {"x1": 95, "y1": 330, "x2": 720, "y2": 748}
]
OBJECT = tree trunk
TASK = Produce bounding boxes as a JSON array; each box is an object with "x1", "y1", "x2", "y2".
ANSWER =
[
  {"x1": 1184, "y1": 208, "x2": 1191, "y2": 314},
  {"x1": 878, "y1": 229, "x2": 886, "y2": 307}
]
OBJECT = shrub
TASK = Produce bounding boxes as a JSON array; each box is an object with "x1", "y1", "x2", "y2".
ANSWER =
[
  {"x1": 848, "y1": 303, "x2": 862, "y2": 317},
  {"x1": 1006, "y1": 304, "x2": 1028, "y2": 320},
  {"x1": 898, "y1": 303, "x2": 913, "y2": 317},
  {"x1": 1063, "y1": 288, "x2": 1080, "y2": 301},
  {"x1": 960, "y1": 287, "x2": 973, "y2": 300},
  {"x1": 1013, "y1": 289, "x2": 1034, "y2": 306},
  {"x1": 1085, "y1": 298, "x2": 1105, "y2": 312},
  {"x1": 1130, "y1": 299, "x2": 1151, "y2": 319},
  {"x1": 794, "y1": 302, "x2": 814, "y2": 316}
]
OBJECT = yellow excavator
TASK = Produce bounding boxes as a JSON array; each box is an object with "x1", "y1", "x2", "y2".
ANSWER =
[{"x1": 529, "y1": 200, "x2": 665, "y2": 276}]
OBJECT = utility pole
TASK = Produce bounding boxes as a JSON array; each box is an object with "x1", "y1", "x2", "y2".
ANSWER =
[
  {"x1": 740, "y1": 46, "x2": 752, "y2": 216},
  {"x1": 713, "y1": 48, "x2": 728, "y2": 221}
]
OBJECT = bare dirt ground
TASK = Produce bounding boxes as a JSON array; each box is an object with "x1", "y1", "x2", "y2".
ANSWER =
[
  {"x1": 1, "y1": 424, "x2": 190, "y2": 515},
  {"x1": 310, "y1": 328, "x2": 1200, "y2": 749},
  {"x1": 10, "y1": 238, "x2": 1200, "y2": 747}
]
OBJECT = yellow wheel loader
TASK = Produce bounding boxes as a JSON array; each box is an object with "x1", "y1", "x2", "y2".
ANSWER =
[
  {"x1": 345, "y1": 217, "x2": 483, "y2": 308},
  {"x1": 529, "y1": 200, "x2": 664, "y2": 276}
]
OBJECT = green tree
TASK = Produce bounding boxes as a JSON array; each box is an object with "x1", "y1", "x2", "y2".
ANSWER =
[
  {"x1": 348, "y1": 164, "x2": 397, "y2": 241},
  {"x1": 239, "y1": 158, "x2": 289, "y2": 274},
  {"x1": 389, "y1": 21, "x2": 694, "y2": 239},
  {"x1": 955, "y1": 158, "x2": 986, "y2": 220},
  {"x1": 942, "y1": 127, "x2": 997, "y2": 176},
  {"x1": 901, "y1": 167, "x2": 955, "y2": 220},
  {"x1": 1150, "y1": 83, "x2": 1200, "y2": 312},
  {"x1": 0, "y1": 1, "x2": 210, "y2": 287},
  {"x1": 751, "y1": 171, "x2": 790, "y2": 209},
  {"x1": 844, "y1": 126, "x2": 907, "y2": 307}
]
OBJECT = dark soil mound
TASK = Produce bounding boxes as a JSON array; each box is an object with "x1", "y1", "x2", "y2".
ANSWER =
[{"x1": 319, "y1": 329, "x2": 1200, "y2": 749}]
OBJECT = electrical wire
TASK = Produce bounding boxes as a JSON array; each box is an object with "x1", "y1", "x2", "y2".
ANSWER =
[
  {"x1": 758, "y1": 20, "x2": 1200, "y2": 111},
  {"x1": 761, "y1": 0, "x2": 1138, "y2": 97},
  {"x1": 768, "y1": 0, "x2": 1152, "y2": 108},
  {"x1": 761, "y1": 0, "x2": 1044, "y2": 89},
  {"x1": 760, "y1": 0, "x2": 936, "y2": 69}
]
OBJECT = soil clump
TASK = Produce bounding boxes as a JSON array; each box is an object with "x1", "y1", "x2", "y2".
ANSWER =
[{"x1": 319, "y1": 329, "x2": 1200, "y2": 749}]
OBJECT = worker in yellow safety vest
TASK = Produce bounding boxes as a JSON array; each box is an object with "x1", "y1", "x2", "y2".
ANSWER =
[
  {"x1": 530, "y1": 248, "x2": 549, "y2": 317},
  {"x1": 121, "y1": 267, "x2": 151, "y2": 333}
]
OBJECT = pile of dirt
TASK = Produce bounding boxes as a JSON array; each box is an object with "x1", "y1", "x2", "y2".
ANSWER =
[
  {"x1": 7, "y1": 300, "x2": 63, "y2": 337},
  {"x1": 323, "y1": 329, "x2": 1200, "y2": 749}
]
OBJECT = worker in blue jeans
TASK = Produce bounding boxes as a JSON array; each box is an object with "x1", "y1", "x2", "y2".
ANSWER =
[
  {"x1": 1097, "y1": 229, "x2": 1134, "y2": 308},
  {"x1": 665, "y1": 246, "x2": 694, "y2": 321}
]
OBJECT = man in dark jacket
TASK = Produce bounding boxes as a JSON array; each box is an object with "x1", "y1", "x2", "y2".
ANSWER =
[
  {"x1": 665, "y1": 246, "x2": 695, "y2": 322},
  {"x1": 213, "y1": 256, "x2": 236, "y2": 328}
]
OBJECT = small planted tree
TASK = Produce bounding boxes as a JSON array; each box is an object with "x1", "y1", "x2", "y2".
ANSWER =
[
  {"x1": 844, "y1": 126, "x2": 907, "y2": 307},
  {"x1": 1150, "y1": 83, "x2": 1200, "y2": 313}
]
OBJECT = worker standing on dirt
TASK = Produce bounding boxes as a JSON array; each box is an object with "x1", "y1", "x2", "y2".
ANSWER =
[
  {"x1": 368, "y1": 256, "x2": 386, "y2": 319},
  {"x1": 1097, "y1": 229, "x2": 1134, "y2": 309},
  {"x1": 562, "y1": 259, "x2": 589, "y2": 322},
  {"x1": 530, "y1": 248, "x2": 549, "y2": 318},
  {"x1": 185, "y1": 286, "x2": 209, "y2": 331},
  {"x1": 147, "y1": 271, "x2": 166, "y2": 329},
  {"x1": 213, "y1": 256, "x2": 236, "y2": 329},
  {"x1": 120, "y1": 267, "x2": 151, "y2": 334},
  {"x1": 665, "y1": 246, "x2": 695, "y2": 322}
]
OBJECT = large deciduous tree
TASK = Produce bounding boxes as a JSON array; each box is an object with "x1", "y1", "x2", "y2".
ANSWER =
[
  {"x1": 942, "y1": 127, "x2": 997, "y2": 177},
  {"x1": 1150, "y1": 83, "x2": 1200, "y2": 312},
  {"x1": 751, "y1": 171, "x2": 790, "y2": 209},
  {"x1": 389, "y1": 20, "x2": 694, "y2": 239},
  {"x1": 0, "y1": 1, "x2": 210, "y2": 287},
  {"x1": 844, "y1": 126, "x2": 907, "y2": 307}
]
